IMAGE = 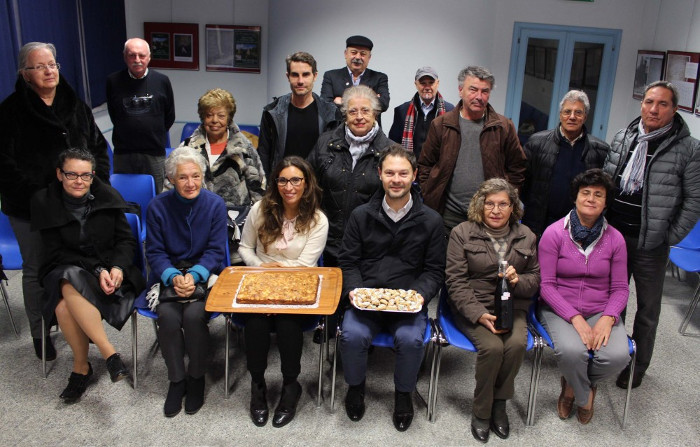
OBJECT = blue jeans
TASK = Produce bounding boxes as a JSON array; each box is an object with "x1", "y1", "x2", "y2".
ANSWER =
[{"x1": 339, "y1": 307, "x2": 427, "y2": 392}]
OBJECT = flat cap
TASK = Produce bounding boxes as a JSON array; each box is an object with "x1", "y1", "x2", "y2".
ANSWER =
[
  {"x1": 415, "y1": 66, "x2": 439, "y2": 80},
  {"x1": 346, "y1": 35, "x2": 373, "y2": 50}
]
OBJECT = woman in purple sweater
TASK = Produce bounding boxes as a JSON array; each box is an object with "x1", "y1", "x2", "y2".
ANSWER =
[{"x1": 537, "y1": 169, "x2": 629, "y2": 425}]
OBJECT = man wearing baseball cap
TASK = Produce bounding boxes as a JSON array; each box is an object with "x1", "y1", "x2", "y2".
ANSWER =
[
  {"x1": 389, "y1": 67, "x2": 454, "y2": 160},
  {"x1": 321, "y1": 35, "x2": 390, "y2": 124}
]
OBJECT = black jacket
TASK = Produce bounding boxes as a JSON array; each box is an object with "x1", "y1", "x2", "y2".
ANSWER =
[
  {"x1": 339, "y1": 188, "x2": 446, "y2": 309},
  {"x1": 31, "y1": 177, "x2": 145, "y2": 293},
  {"x1": 307, "y1": 124, "x2": 393, "y2": 260},
  {"x1": 320, "y1": 67, "x2": 390, "y2": 113},
  {"x1": 521, "y1": 126, "x2": 609, "y2": 236},
  {"x1": 0, "y1": 76, "x2": 110, "y2": 219}
]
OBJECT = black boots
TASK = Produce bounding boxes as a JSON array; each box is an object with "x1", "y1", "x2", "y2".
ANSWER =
[
  {"x1": 250, "y1": 380, "x2": 269, "y2": 426},
  {"x1": 105, "y1": 353, "x2": 129, "y2": 382},
  {"x1": 59, "y1": 363, "x2": 93, "y2": 403},
  {"x1": 272, "y1": 381, "x2": 302, "y2": 428},
  {"x1": 164, "y1": 380, "x2": 186, "y2": 417},
  {"x1": 185, "y1": 375, "x2": 205, "y2": 415}
]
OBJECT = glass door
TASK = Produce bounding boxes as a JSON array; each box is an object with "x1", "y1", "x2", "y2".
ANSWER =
[{"x1": 505, "y1": 23, "x2": 621, "y2": 144}]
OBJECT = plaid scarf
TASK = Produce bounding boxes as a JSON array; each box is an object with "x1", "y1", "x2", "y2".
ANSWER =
[
  {"x1": 401, "y1": 92, "x2": 447, "y2": 152},
  {"x1": 619, "y1": 119, "x2": 673, "y2": 194}
]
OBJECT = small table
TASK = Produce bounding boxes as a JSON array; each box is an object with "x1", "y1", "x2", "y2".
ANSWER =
[
  {"x1": 205, "y1": 266, "x2": 343, "y2": 314},
  {"x1": 205, "y1": 266, "x2": 343, "y2": 404}
]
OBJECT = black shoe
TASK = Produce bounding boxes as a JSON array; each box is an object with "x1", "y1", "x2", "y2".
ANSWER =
[
  {"x1": 272, "y1": 381, "x2": 302, "y2": 428},
  {"x1": 33, "y1": 336, "x2": 57, "y2": 361},
  {"x1": 60, "y1": 363, "x2": 93, "y2": 403},
  {"x1": 250, "y1": 380, "x2": 269, "y2": 427},
  {"x1": 164, "y1": 380, "x2": 186, "y2": 417},
  {"x1": 105, "y1": 353, "x2": 129, "y2": 383},
  {"x1": 185, "y1": 375, "x2": 205, "y2": 415},
  {"x1": 344, "y1": 381, "x2": 366, "y2": 422},
  {"x1": 490, "y1": 399, "x2": 510, "y2": 439},
  {"x1": 616, "y1": 366, "x2": 644, "y2": 389},
  {"x1": 471, "y1": 415, "x2": 490, "y2": 443},
  {"x1": 392, "y1": 390, "x2": 414, "y2": 432}
]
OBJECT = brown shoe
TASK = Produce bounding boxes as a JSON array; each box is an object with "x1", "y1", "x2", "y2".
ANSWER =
[
  {"x1": 576, "y1": 386, "x2": 597, "y2": 424},
  {"x1": 557, "y1": 376, "x2": 575, "y2": 419}
]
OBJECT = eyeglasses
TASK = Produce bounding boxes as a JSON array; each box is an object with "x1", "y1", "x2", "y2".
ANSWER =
[
  {"x1": 61, "y1": 170, "x2": 94, "y2": 181},
  {"x1": 25, "y1": 63, "x2": 60, "y2": 71},
  {"x1": 560, "y1": 109, "x2": 585, "y2": 118},
  {"x1": 347, "y1": 107, "x2": 373, "y2": 118},
  {"x1": 275, "y1": 177, "x2": 304, "y2": 187},
  {"x1": 484, "y1": 201, "x2": 512, "y2": 211}
]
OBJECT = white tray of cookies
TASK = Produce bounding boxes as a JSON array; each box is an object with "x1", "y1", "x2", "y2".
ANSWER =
[{"x1": 351, "y1": 288, "x2": 423, "y2": 313}]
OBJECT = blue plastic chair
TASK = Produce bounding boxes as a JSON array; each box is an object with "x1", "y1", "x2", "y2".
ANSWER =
[
  {"x1": 669, "y1": 246, "x2": 700, "y2": 337},
  {"x1": 673, "y1": 220, "x2": 700, "y2": 250},
  {"x1": 110, "y1": 174, "x2": 156, "y2": 242},
  {"x1": 180, "y1": 122, "x2": 200, "y2": 143},
  {"x1": 106, "y1": 142, "x2": 114, "y2": 176},
  {"x1": 0, "y1": 212, "x2": 21, "y2": 336},
  {"x1": 329, "y1": 308, "x2": 433, "y2": 412},
  {"x1": 427, "y1": 290, "x2": 540, "y2": 424},
  {"x1": 527, "y1": 299, "x2": 636, "y2": 428}
]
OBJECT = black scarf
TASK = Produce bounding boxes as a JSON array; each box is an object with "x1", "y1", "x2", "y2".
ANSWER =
[{"x1": 569, "y1": 209, "x2": 603, "y2": 250}]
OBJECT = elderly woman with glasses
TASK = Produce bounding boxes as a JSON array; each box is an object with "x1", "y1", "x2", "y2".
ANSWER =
[
  {"x1": 537, "y1": 169, "x2": 629, "y2": 425},
  {"x1": 0, "y1": 42, "x2": 110, "y2": 361},
  {"x1": 445, "y1": 178, "x2": 540, "y2": 443},
  {"x1": 238, "y1": 156, "x2": 328, "y2": 428},
  {"x1": 145, "y1": 147, "x2": 227, "y2": 418},
  {"x1": 31, "y1": 148, "x2": 144, "y2": 403},
  {"x1": 307, "y1": 84, "x2": 393, "y2": 268}
]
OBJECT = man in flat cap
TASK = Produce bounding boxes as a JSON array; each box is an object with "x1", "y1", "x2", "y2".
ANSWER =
[
  {"x1": 389, "y1": 67, "x2": 454, "y2": 161},
  {"x1": 321, "y1": 35, "x2": 390, "y2": 124}
]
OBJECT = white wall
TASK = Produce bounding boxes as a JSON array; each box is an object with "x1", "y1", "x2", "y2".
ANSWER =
[{"x1": 107, "y1": 0, "x2": 700, "y2": 144}]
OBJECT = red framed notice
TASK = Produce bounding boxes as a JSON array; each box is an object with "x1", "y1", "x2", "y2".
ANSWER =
[
  {"x1": 664, "y1": 50, "x2": 699, "y2": 112},
  {"x1": 143, "y1": 22, "x2": 199, "y2": 70},
  {"x1": 206, "y1": 25, "x2": 261, "y2": 73}
]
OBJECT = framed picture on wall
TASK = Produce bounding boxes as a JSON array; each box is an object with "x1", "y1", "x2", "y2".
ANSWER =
[
  {"x1": 143, "y1": 22, "x2": 199, "y2": 70},
  {"x1": 633, "y1": 50, "x2": 666, "y2": 100},
  {"x1": 206, "y1": 25, "x2": 261, "y2": 73},
  {"x1": 664, "y1": 50, "x2": 700, "y2": 112}
]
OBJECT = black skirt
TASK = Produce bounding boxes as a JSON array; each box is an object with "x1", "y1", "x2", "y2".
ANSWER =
[{"x1": 43, "y1": 265, "x2": 136, "y2": 331}]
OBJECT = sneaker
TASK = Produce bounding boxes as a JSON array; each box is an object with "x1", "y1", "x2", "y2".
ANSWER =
[
  {"x1": 105, "y1": 353, "x2": 129, "y2": 383},
  {"x1": 60, "y1": 363, "x2": 93, "y2": 403}
]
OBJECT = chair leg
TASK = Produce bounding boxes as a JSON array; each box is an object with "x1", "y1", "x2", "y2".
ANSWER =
[
  {"x1": 622, "y1": 339, "x2": 637, "y2": 429},
  {"x1": 526, "y1": 337, "x2": 544, "y2": 426},
  {"x1": 225, "y1": 315, "x2": 231, "y2": 399},
  {"x1": 427, "y1": 342, "x2": 443, "y2": 423},
  {"x1": 41, "y1": 315, "x2": 47, "y2": 378},
  {"x1": 131, "y1": 310, "x2": 138, "y2": 389},
  {"x1": 0, "y1": 281, "x2": 19, "y2": 337},
  {"x1": 679, "y1": 280, "x2": 700, "y2": 337},
  {"x1": 316, "y1": 317, "x2": 325, "y2": 407},
  {"x1": 330, "y1": 327, "x2": 341, "y2": 412}
]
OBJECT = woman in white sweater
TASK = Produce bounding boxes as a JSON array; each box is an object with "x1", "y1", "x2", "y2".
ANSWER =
[{"x1": 238, "y1": 156, "x2": 328, "y2": 428}]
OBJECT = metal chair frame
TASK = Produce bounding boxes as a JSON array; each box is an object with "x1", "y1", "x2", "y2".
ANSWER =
[{"x1": 669, "y1": 246, "x2": 700, "y2": 337}]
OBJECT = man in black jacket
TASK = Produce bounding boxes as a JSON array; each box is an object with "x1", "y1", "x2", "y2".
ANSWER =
[
  {"x1": 320, "y1": 35, "x2": 389, "y2": 125},
  {"x1": 258, "y1": 52, "x2": 340, "y2": 180},
  {"x1": 389, "y1": 67, "x2": 454, "y2": 161},
  {"x1": 521, "y1": 90, "x2": 609, "y2": 237},
  {"x1": 338, "y1": 145, "x2": 445, "y2": 432}
]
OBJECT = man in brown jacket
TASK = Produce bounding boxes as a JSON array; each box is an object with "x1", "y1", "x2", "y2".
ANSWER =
[{"x1": 417, "y1": 66, "x2": 526, "y2": 233}]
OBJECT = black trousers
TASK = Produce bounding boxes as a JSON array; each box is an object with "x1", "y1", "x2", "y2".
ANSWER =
[{"x1": 243, "y1": 314, "x2": 316, "y2": 380}]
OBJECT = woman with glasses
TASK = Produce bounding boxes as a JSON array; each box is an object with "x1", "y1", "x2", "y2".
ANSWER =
[
  {"x1": 0, "y1": 42, "x2": 110, "y2": 361},
  {"x1": 537, "y1": 169, "x2": 629, "y2": 425},
  {"x1": 307, "y1": 84, "x2": 392, "y2": 268},
  {"x1": 238, "y1": 156, "x2": 328, "y2": 428},
  {"x1": 445, "y1": 178, "x2": 540, "y2": 443},
  {"x1": 31, "y1": 148, "x2": 144, "y2": 403}
]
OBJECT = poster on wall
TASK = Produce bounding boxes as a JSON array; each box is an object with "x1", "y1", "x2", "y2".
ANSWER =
[
  {"x1": 633, "y1": 50, "x2": 665, "y2": 100},
  {"x1": 664, "y1": 50, "x2": 699, "y2": 112},
  {"x1": 143, "y1": 22, "x2": 199, "y2": 70},
  {"x1": 206, "y1": 25, "x2": 261, "y2": 73}
]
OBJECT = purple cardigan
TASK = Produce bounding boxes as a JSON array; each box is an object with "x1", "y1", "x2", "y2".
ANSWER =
[{"x1": 538, "y1": 215, "x2": 629, "y2": 322}]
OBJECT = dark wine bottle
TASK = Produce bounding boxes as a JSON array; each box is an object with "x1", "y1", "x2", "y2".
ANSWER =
[{"x1": 494, "y1": 260, "x2": 513, "y2": 330}]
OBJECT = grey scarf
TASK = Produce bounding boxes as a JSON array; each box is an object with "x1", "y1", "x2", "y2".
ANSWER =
[{"x1": 619, "y1": 120, "x2": 673, "y2": 194}]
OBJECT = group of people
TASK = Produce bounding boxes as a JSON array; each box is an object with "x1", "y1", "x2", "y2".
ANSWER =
[{"x1": 1, "y1": 34, "x2": 699, "y2": 443}]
